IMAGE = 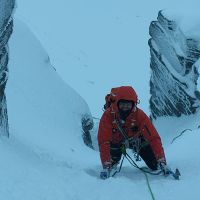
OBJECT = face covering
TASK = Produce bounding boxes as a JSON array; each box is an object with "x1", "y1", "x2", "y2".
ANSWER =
[
  {"x1": 119, "y1": 109, "x2": 132, "y2": 120},
  {"x1": 118, "y1": 100, "x2": 134, "y2": 120}
]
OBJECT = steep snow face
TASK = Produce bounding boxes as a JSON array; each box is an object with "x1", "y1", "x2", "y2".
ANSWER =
[
  {"x1": 15, "y1": 0, "x2": 159, "y2": 118},
  {"x1": 149, "y1": 10, "x2": 200, "y2": 119},
  {"x1": 6, "y1": 19, "x2": 93, "y2": 163},
  {"x1": 0, "y1": 0, "x2": 15, "y2": 136},
  {"x1": 15, "y1": 1, "x2": 200, "y2": 118},
  {"x1": 2, "y1": 4, "x2": 200, "y2": 200}
]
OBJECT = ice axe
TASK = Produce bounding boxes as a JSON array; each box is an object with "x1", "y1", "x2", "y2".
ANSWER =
[{"x1": 168, "y1": 168, "x2": 181, "y2": 180}]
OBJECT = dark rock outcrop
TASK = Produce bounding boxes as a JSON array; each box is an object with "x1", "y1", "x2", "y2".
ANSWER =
[
  {"x1": 0, "y1": 0, "x2": 15, "y2": 136},
  {"x1": 149, "y1": 10, "x2": 200, "y2": 119},
  {"x1": 81, "y1": 114, "x2": 94, "y2": 149}
]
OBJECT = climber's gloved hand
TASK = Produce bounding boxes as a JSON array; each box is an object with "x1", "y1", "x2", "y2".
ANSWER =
[
  {"x1": 100, "y1": 162, "x2": 112, "y2": 180},
  {"x1": 100, "y1": 168, "x2": 111, "y2": 180},
  {"x1": 157, "y1": 158, "x2": 171, "y2": 175}
]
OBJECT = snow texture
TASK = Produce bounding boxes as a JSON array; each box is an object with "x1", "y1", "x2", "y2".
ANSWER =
[
  {"x1": 2, "y1": 2, "x2": 200, "y2": 200},
  {"x1": 149, "y1": 10, "x2": 200, "y2": 119},
  {"x1": 6, "y1": 19, "x2": 93, "y2": 163},
  {"x1": 0, "y1": 0, "x2": 15, "y2": 136}
]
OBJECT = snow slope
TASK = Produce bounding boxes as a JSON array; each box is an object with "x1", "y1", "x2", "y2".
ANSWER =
[
  {"x1": 6, "y1": 19, "x2": 94, "y2": 166},
  {"x1": 1, "y1": 1, "x2": 200, "y2": 200},
  {"x1": 1, "y1": 19, "x2": 200, "y2": 200}
]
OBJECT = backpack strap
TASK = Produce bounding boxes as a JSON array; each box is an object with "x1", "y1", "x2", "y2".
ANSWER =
[{"x1": 110, "y1": 105, "x2": 117, "y2": 124}]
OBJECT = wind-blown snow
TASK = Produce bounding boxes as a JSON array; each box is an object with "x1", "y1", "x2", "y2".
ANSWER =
[
  {"x1": 1, "y1": 1, "x2": 200, "y2": 200},
  {"x1": 163, "y1": 9, "x2": 200, "y2": 40},
  {"x1": 15, "y1": 0, "x2": 200, "y2": 118}
]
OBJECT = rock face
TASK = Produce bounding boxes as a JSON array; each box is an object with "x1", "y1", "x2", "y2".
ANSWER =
[
  {"x1": 149, "y1": 10, "x2": 200, "y2": 119},
  {"x1": 81, "y1": 114, "x2": 94, "y2": 149},
  {"x1": 0, "y1": 0, "x2": 15, "y2": 136}
]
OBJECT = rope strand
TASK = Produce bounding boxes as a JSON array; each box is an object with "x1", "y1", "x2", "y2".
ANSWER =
[{"x1": 113, "y1": 151, "x2": 157, "y2": 200}]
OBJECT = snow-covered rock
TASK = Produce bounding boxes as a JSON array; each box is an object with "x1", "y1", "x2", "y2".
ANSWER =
[
  {"x1": 149, "y1": 10, "x2": 200, "y2": 119},
  {"x1": 0, "y1": 0, "x2": 15, "y2": 136}
]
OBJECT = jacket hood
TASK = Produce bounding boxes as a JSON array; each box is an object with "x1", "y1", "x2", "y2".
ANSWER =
[{"x1": 109, "y1": 86, "x2": 138, "y2": 113}]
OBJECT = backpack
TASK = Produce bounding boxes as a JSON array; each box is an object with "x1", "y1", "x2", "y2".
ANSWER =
[
  {"x1": 103, "y1": 94, "x2": 111, "y2": 110},
  {"x1": 103, "y1": 87, "x2": 121, "y2": 110}
]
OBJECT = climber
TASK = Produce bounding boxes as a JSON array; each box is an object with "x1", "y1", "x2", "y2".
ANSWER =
[{"x1": 98, "y1": 86, "x2": 170, "y2": 179}]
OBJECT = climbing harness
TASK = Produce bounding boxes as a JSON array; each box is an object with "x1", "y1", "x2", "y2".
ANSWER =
[{"x1": 111, "y1": 118, "x2": 181, "y2": 200}]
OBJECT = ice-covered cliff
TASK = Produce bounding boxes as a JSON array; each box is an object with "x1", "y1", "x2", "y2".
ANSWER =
[
  {"x1": 149, "y1": 10, "x2": 200, "y2": 119},
  {"x1": 0, "y1": 0, "x2": 15, "y2": 136}
]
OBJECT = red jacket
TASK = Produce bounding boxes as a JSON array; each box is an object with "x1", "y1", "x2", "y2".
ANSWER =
[{"x1": 98, "y1": 86, "x2": 166, "y2": 167}]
